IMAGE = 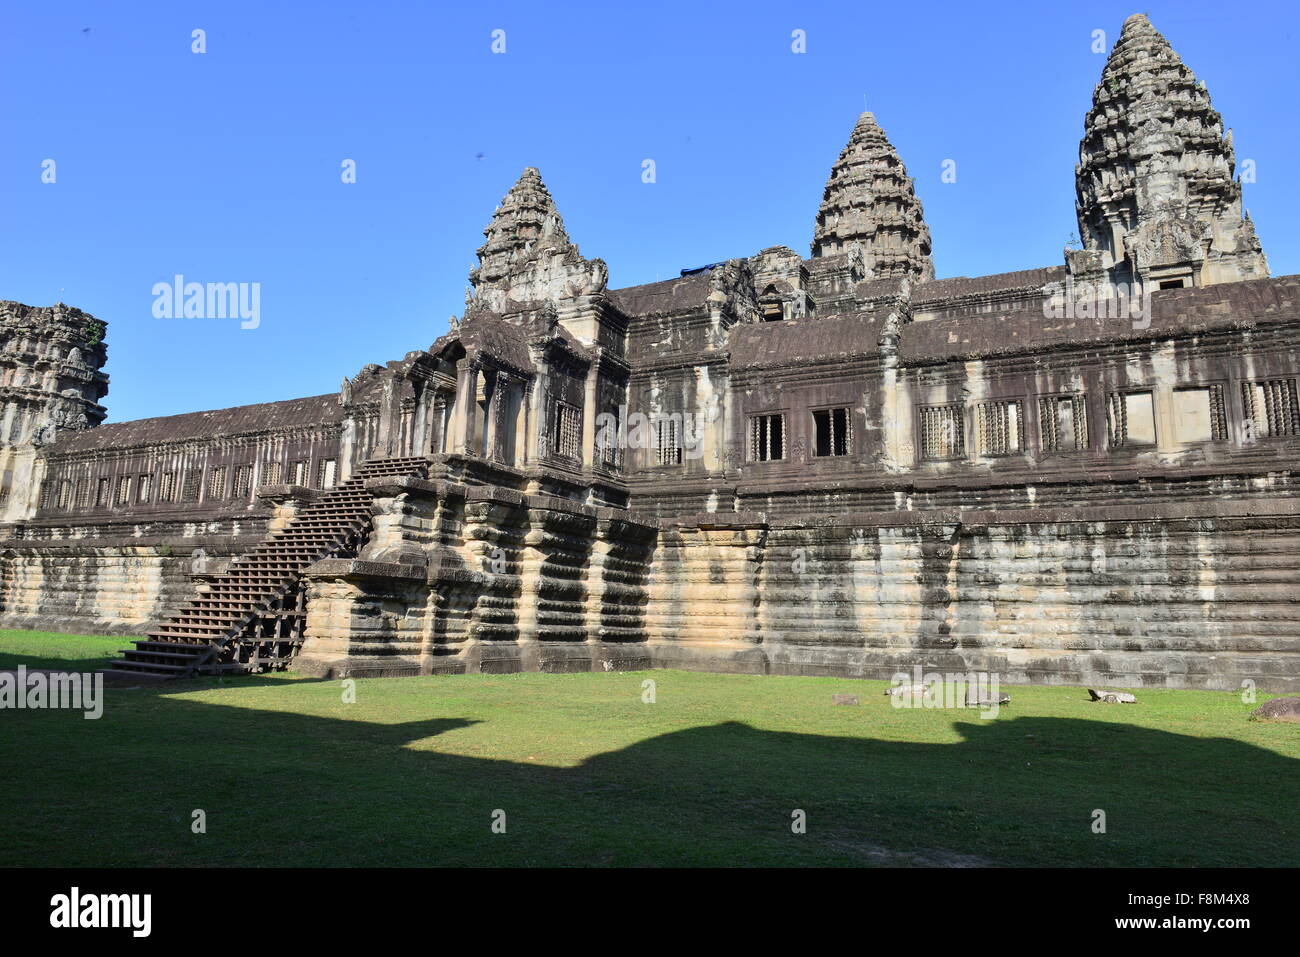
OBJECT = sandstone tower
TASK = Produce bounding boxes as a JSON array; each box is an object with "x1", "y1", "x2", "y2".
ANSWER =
[
  {"x1": 468, "y1": 166, "x2": 608, "y2": 315},
  {"x1": 0, "y1": 301, "x2": 108, "y2": 521},
  {"x1": 811, "y1": 111, "x2": 935, "y2": 282},
  {"x1": 1070, "y1": 13, "x2": 1268, "y2": 291}
]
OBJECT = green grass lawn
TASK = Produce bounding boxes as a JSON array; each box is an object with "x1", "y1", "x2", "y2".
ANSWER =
[
  {"x1": 0, "y1": 629, "x2": 126, "y2": 672},
  {"x1": 1, "y1": 629, "x2": 1296, "y2": 867}
]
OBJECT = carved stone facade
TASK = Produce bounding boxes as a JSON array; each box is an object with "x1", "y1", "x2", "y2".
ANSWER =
[
  {"x1": 1071, "y1": 13, "x2": 1269, "y2": 292},
  {"x1": 2, "y1": 14, "x2": 1297, "y2": 690},
  {"x1": 811, "y1": 111, "x2": 935, "y2": 282}
]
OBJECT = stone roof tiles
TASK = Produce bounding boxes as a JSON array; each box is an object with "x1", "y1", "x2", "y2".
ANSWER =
[
  {"x1": 730, "y1": 311, "x2": 888, "y2": 369},
  {"x1": 914, "y1": 266, "x2": 1066, "y2": 304},
  {"x1": 900, "y1": 274, "x2": 1300, "y2": 363},
  {"x1": 607, "y1": 272, "x2": 715, "y2": 317},
  {"x1": 48, "y1": 393, "x2": 342, "y2": 453}
]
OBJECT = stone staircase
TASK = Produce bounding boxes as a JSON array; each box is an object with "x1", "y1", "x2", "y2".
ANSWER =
[{"x1": 110, "y1": 455, "x2": 430, "y2": 679}]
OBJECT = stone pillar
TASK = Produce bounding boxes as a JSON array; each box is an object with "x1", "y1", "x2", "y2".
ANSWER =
[
  {"x1": 430, "y1": 392, "x2": 449, "y2": 455},
  {"x1": 376, "y1": 376, "x2": 408, "y2": 457},
  {"x1": 527, "y1": 347, "x2": 550, "y2": 464},
  {"x1": 449, "y1": 360, "x2": 480, "y2": 455},
  {"x1": 490, "y1": 372, "x2": 512, "y2": 464},
  {"x1": 582, "y1": 350, "x2": 601, "y2": 469},
  {"x1": 410, "y1": 379, "x2": 430, "y2": 458},
  {"x1": 515, "y1": 381, "x2": 533, "y2": 467}
]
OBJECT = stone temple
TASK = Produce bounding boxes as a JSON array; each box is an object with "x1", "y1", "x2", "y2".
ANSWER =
[{"x1": 1, "y1": 15, "x2": 1296, "y2": 690}]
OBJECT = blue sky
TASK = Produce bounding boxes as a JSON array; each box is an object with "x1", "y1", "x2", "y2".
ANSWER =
[{"x1": 3, "y1": 0, "x2": 1297, "y2": 423}]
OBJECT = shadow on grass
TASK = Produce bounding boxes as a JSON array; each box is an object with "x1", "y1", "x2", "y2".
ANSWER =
[
  {"x1": 0, "y1": 650, "x2": 121, "y2": 673},
  {"x1": 2, "y1": 680, "x2": 1296, "y2": 868}
]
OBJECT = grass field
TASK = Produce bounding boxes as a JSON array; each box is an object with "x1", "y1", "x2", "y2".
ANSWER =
[{"x1": 1, "y1": 629, "x2": 1296, "y2": 867}]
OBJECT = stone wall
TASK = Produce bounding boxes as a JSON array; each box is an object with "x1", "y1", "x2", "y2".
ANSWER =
[
  {"x1": 0, "y1": 537, "x2": 259, "y2": 636},
  {"x1": 294, "y1": 476, "x2": 657, "y2": 678},
  {"x1": 644, "y1": 499, "x2": 1300, "y2": 692}
]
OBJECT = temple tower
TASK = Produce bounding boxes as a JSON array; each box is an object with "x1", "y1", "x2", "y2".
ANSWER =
[
  {"x1": 811, "y1": 112, "x2": 935, "y2": 282},
  {"x1": 1071, "y1": 13, "x2": 1268, "y2": 291},
  {"x1": 0, "y1": 300, "x2": 109, "y2": 520},
  {"x1": 468, "y1": 166, "x2": 608, "y2": 316}
]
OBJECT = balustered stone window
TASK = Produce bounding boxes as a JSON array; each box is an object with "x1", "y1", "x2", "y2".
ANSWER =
[
  {"x1": 551, "y1": 401, "x2": 582, "y2": 461},
  {"x1": 114, "y1": 475, "x2": 132, "y2": 507},
  {"x1": 317, "y1": 458, "x2": 337, "y2": 489},
  {"x1": 263, "y1": 461, "x2": 282, "y2": 485},
  {"x1": 160, "y1": 471, "x2": 178, "y2": 503},
  {"x1": 56, "y1": 480, "x2": 72, "y2": 509},
  {"x1": 137, "y1": 474, "x2": 152, "y2": 504},
  {"x1": 1241, "y1": 378, "x2": 1300, "y2": 438},
  {"x1": 182, "y1": 469, "x2": 202, "y2": 501},
  {"x1": 73, "y1": 478, "x2": 89, "y2": 509},
  {"x1": 1039, "y1": 395, "x2": 1089, "y2": 452},
  {"x1": 1106, "y1": 391, "x2": 1157, "y2": 448},
  {"x1": 233, "y1": 464, "x2": 254, "y2": 497},
  {"x1": 919, "y1": 404, "x2": 964, "y2": 461},
  {"x1": 654, "y1": 416, "x2": 682, "y2": 465},
  {"x1": 750, "y1": 413, "x2": 785, "y2": 462},
  {"x1": 95, "y1": 477, "x2": 109, "y2": 508},
  {"x1": 598, "y1": 428, "x2": 623, "y2": 468},
  {"x1": 1173, "y1": 386, "x2": 1228, "y2": 443},
  {"x1": 208, "y1": 466, "x2": 227, "y2": 500},
  {"x1": 291, "y1": 460, "x2": 309, "y2": 486},
  {"x1": 812, "y1": 407, "x2": 851, "y2": 457},
  {"x1": 974, "y1": 400, "x2": 1023, "y2": 456}
]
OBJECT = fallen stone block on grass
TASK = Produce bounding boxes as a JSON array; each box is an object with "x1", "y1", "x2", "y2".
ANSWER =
[
  {"x1": 832, "y1": 693, "x2": 859, "y2": 706},
  {"x1": 1088, "y1": 688, "x2": 1136, "y2": 704},
  {"x1": 885, "y1": 683, "x2": 931, "y2": 698},
  {"x1": 1251, "y1": 696, "x2": 1300, "y2": 722},
  {"x1": 966, "y1": 690, "x2": 1010, "y2": 707}
]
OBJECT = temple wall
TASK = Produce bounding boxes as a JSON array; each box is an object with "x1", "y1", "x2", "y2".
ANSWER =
[
  {"x1": 0, "y1": 518, "x2": 263, "y2": 635},
  {"x1": 643, "y1": 501, "x2": 1300, "y2": 692},
  {"x1": 34, "y1": 422, "x2": 342, "y2": 524},
  {"x1": 293, "y1": 479, "x2": 657, "y2": 678}
]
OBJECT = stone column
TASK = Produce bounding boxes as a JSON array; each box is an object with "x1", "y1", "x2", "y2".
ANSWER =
[
  {"x1": 527, "y1": 347, "x2": 550, "y2": 464},
  {"x1": 430, "y1": 392, "x2": 449, "y2": 455},
  {"x1": 582, "y1": 349, "x2": 601, "y2": 469},
  {"x1": 449, "y1": 360, "x2": 480, "y2": 455},
  {"x1": 410, "y1": 378, "x2": 429, "y2": 457},
  {"x1": 490, "y1": 372, "x2": 512, "y2": 463},
  {"x1": 515, "y1": 380, "x2": 532, "y2": 467}
]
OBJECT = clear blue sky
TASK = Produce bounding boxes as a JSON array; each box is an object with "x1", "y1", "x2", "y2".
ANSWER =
[{"x1": 3, "y1": 0, "x2": 1297, "y2": 423}]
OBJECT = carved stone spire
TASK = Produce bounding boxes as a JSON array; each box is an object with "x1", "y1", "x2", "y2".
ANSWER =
[
  {"x1": 811, "y1": 112, "x2": 934, "y2": 282},
  {"x1": 1073, "y1": 13, "x2": 1267, "y2": 288},
  {"x1": 468, "y1": 167, "x2": 607, "y2": 315},
  {"x1": 0, "y1": 300, "x2": 108, "y2": 448}
]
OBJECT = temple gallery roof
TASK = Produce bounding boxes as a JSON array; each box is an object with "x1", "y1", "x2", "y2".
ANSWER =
[
  {"x1": 913, "y1": 267, "x2": 1066, "y2": 304},
  {"x1": 607, "y1": 272, "x2": 715, "y2": 317},
  {"x1": 49, "y1": 393, "x2": 343, "y2": 454},
  {"x1": 900, "y1": 274, "x2": 1300, "y2": 363},
  {"x1": 730, "y1": 311, "x2": 888, "y2": 369}
]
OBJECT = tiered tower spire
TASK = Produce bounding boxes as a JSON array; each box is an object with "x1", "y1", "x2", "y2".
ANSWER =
[
  {"x1": 811, "y1": 112, "x2": 934, "y2": 282},
  {"x1": 1072, "y1": 13, "x2": 1267, "y2": 289},
  {"x1": 468, "y1": 167, "x2": 607, "y2": 314}
]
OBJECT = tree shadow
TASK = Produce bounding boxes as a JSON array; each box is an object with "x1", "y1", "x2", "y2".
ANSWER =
[
  {"x1": 1, "y1": 682, "x2": 1295, "y2": 868},
  {"x1": 0, "y1": 650, "x2": 122, "y2": 673}
]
